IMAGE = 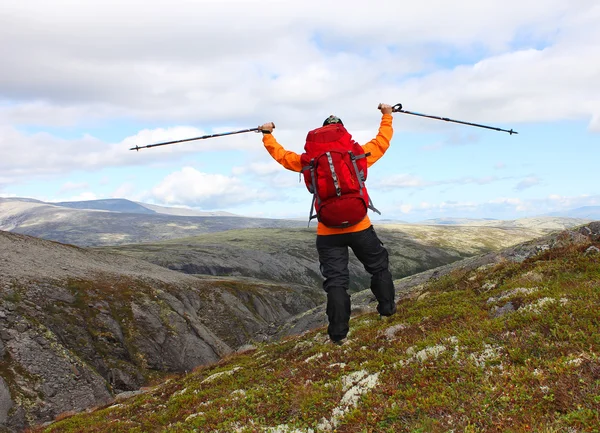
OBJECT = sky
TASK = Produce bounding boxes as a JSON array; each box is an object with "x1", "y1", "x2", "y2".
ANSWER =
[{"x1": 1, "y1": 0, "x2": 599, "y2": 222}]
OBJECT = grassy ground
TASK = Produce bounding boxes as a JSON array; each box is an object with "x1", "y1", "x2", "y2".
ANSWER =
[{"x1": 31, "y1": 239, "x2": 600, "y2": 433}]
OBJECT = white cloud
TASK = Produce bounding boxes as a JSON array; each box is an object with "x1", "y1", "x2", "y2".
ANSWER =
[
  {"x1": 150, "y1": 167, "x2": 273, "y2": 209},
  {"x1": 377, "y1": 174, "x2": 502, "y2": 191},
  {"x1": 389, "y1": 196, "x2": 532, "y2": 220},
  {"x1": 378, "y1": 174, "x2": 431, "y2": 190},
  {"x1": 542, "y1": 194, "x2": 600, "y2": 209},
  {"x1": 232, "y1": 158, "x2": 309, "y2": 189},
  {"x1": 232, "y1": 161, "x2": 282, "y2": 177},
  {"x1": 112, "y1": 183, "x2": 137, "y2": 199},
  {"x1": 57, "y1": 192, "x2": 99, "y2": 202},
  {"x1": 58, "y1": 181, "x2": 89, "y2": 193},
  {"x1": 590, "y1": 113, "x2": 600, "y2": 132},
  {"x1": 0, "y1": 0, "x2": 597, "y2": 129},
  {"x1": 1, "y1": 0, "x2": 599, "y2": 217},
  {"x1": 515, "y1": 176, "x2": 541, "y2": 191},
  {"x1": 0, "y1": 125, "x2": 261, "y2": 182}
]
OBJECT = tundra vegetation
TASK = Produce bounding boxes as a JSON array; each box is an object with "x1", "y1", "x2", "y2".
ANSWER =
[{"x1": 31, "y1": 226, "x2": 600, "y2": 433}]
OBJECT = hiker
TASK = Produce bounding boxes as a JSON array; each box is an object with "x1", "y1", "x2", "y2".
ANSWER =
[{"x1": 259, "y1": 103, "x2": 397, "y2": 344}]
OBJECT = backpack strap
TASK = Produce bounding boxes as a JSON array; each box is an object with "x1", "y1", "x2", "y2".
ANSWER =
[
  {"x1": 348, "y1": 151, "x2": 381, "y2": 215},
  {"x1": 368, "y1": 199, "x2": 381, "y2": 215},
  {"x1": 325, "y1": 152, "x2": 342, "y2": 197},
  {"x1": 348, "y1": 151, "x2": 366, "y2": 190},
  {"x1": 307, "y1": 194, "x2": 318, "y2": 227},
  {"x1": 302, "y1": 159, "x2": 321, "y2": 227}
]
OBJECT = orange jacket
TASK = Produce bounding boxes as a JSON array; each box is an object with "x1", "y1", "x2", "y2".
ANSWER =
[{"x1": 262, "y1": 113, "x2": 394, "y2": 235}]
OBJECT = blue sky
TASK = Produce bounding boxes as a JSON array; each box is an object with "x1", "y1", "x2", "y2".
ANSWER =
[{"x1": 1, "y1": 0, "x2": 599, "y2": 222}]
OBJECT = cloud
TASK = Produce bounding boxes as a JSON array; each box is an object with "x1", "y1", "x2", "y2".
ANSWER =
[
  {"x1": 58, "y1": 182, "x2": 89, "y2": 193},
  {"x1": 390, "y1": 196, "x2": 529, "y2": 220},
  {"x1": 112, "y1": 183, "x2": 137, "y2": 199},
  {"x1": 0, "y1": 0, "x2": 597, "y2": 130},
  {"x1": 1, "y1": 0, "x2": 599, "y2": 216},
  {"x1": 232, "y1": 161, "x2": 282, "y2": 177},
  {"x1": 0, "y1": 125, "x2": 261, "y2": 182},
  {"x1": 545, "y1": 193, "x2": 600, "y2": 208},
  {"x1": 377, "y1": 173, "x2": 502, "y2": 191},
  {"x1": 150, "y1": 166, "x2": 273, "y2": 209},
  {"x1": 590, "y1": 113, "x2": 600, "y2": 132},
  {"x1": 514, "y1": 176, "x2": 541, "y2": 191},
  {"x1": 420, "y1": 131, "x2": 481, "y2": 150},
  {"x1": 377, "y1": 174, "x2": 431, "y2": 190},
  {"x1": 55, "y1": 192, "x2": 99, "y2": 202},
  {"x1": 393, "y1": 193, "x2": 600, "y2": 220}
]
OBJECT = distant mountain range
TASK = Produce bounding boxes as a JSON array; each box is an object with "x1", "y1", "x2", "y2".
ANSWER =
[
  {"x1": 53, "y1": 198, "x2": 238, "y2": 217},
  {"x1": 0, "y1": 197, "x2": 305, "y2": 246},
  {"x1": 0, "y1": 197, "x2": 596, "y2": 247}
]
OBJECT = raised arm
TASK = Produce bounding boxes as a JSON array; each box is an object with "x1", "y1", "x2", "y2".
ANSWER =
[
  {"x1": 361, "y1": 103, "x2": 394, "y2": 167},
  {"x1": 260, "y1": 122, "x2": 302, "y2": 173}
]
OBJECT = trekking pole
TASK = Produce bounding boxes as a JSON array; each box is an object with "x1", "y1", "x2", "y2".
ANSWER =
[
  {"x1": 129, "y1": 123, "x2": 276, "y2": 151},
  {"x1": 382, "y1": 103, "x2": 518, "y2": 135}
]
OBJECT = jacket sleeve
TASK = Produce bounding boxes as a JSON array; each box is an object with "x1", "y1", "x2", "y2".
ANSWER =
[
  {"x1": 361, "y1": 113, "x2": 394, "y2": 167},
  {"x1": 262, "y1": 134, "x2": 303, "y2": 173}
]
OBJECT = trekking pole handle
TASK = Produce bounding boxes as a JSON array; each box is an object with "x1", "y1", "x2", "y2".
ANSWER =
[
  {"x1": 259, "y1": 122, "x2": 276, "y2": 134},
  {"x1": 377, "y1": 103, "x2": 403, "y2": 112}
]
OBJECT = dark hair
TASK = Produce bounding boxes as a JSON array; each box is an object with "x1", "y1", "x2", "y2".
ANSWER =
[{"x1": 322, "y1": 115, "x2": 343, "y2": 126}]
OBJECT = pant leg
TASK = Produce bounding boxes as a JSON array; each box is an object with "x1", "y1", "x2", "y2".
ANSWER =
[
  {"x1": 349, "y1": 226, "x2": 396, "y2": 316},
  {"x1": 316, "y1": 234, "x2": 351, "y2": 341}
]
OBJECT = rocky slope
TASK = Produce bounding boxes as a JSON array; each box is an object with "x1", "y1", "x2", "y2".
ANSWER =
[
  {"x1": 0, "y1": 216, "x2": 592, "y2": 432},
  {"x1": 0, "y1": 231, "x2": 323, "y2": 432},
  {"x1": 29, "y1": 221, "x2": 600, "y2": 433}
]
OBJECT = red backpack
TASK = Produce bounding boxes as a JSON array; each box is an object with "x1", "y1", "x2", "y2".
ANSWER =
[{"x1": 300, "y1": 124, "x2": 380, "y2": 228}]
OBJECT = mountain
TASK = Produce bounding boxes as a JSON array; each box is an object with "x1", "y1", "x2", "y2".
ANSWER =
[
  {"x1": 0, "y1": 230, "x2": 324, "y2": 432},
  {"x1": 53, "y1": 198, "x2": 158, "y2": 214},
  {"x1": 28, "y1": 221, "x2": 600, "y2": 433},
  {"x1": 0, "y1": 198, "x2": 306, "y2": 247},
  {"x1": 0, "y1": 197, "x2": 592, "y2": 248},
  {"x1": 135, "y1": 202, "x2": 237, "y2": 217},
  {"x1": 53, "y1": 198, "x2": 238, "y2": 217}
]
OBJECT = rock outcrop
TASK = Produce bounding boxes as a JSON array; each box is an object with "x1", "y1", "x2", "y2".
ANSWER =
[{"x1": 0, "y1": 231, "x2": 324, "y2": 431}]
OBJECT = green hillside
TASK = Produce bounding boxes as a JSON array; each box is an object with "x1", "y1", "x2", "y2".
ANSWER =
[{"x1": 34, "y1": 230, "x2": 600, "y2": 432}]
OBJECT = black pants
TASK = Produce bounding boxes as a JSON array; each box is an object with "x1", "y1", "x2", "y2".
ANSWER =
[{"x1": 316, "y1": 225, "x2": 396, "y2": 341}]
